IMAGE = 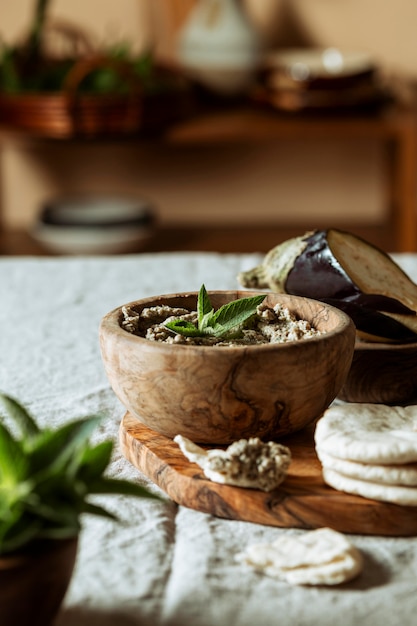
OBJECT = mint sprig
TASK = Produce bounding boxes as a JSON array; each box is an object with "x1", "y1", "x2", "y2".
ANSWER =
[{"x1": 165, "y1": 285, "x2": 266, "y2": 339}]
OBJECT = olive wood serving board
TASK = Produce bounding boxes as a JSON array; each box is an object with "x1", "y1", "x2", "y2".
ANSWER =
[{"x1": 120, "y1": 412, "x2": 417, "y2": 536}]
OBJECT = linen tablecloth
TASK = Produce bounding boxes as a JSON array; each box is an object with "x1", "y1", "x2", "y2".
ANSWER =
[{"x1": 2, "y1": 251, "x2": 417, "y2": 626}]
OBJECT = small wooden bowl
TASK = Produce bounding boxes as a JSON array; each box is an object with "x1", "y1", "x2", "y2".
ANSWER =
[
  {"x1": 99, "y1": 291, "x2": 355, "y2": 444},
  {"x1": 339, "y1": 340, "x2": 417, "y2": 405}
]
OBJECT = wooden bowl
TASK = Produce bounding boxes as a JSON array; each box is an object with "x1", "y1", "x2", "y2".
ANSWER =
[
  {"x1": 339, "y1": 340, "x2": 417, "y2": 405},
  {"x1": 99, "y1": 291, "x2": 355, "y2": 444}
]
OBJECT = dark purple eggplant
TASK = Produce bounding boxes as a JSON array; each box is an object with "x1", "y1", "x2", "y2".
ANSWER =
[
  {"x1": 320, "y1": 298, "x2": 417, "y2": 342},
  {"x1": 238, "y1": 229, "x2": 417, "y2": 342},
  {"x1": 334, "y1": 293, "x2": 415, "y2": 315}
]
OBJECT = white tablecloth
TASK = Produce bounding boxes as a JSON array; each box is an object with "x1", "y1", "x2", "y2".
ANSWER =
[{"x1": 2, "y1": 251, "x2": 417, "y2": 626}]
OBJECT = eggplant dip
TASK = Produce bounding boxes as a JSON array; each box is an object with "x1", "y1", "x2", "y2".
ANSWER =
[{"x1": 121, "y1": 301, "x2": 323, "y2": 346}]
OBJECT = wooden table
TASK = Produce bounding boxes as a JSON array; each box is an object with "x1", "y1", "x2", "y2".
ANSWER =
[{"x1": 167, "y1": 102, "x2": 417, "y2": 252}]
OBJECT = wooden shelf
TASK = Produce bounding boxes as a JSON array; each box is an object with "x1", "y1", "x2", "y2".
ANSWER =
[
  {"x1": 167, "y1": 102, "x2": 413, "y2": 143},
  {"x1": 164, "y1": 101, "x2": 417, "y2": 252},
  {"x1": 1, "y1": 99, "x2": 416, "y2": 252}
]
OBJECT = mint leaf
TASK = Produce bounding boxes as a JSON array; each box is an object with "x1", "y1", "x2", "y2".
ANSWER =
[
  {"x1": 197, "y1": 284, "x2": 213, "y2": 326},
  {"x1": 165, "y1": 320, "x2": 201, "y2": 337},
  {"x1": 164, "y1": 288, "x2": 266, "y2": 339},
  {"x1": 210, "y1": 294, "x2": 266, "y2": 336},
  {"x1": 199, "y1": 310, "x2": 215, "y2": 332}
]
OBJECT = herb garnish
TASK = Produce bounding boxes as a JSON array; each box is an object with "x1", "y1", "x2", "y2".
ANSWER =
[{"x1": 164, "y1": 285, "x2": 266, "y2": 339}]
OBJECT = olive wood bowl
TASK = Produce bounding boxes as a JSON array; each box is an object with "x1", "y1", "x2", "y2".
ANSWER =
[
  {"x1": 339, "y1": 339, "x2": 417, "y2": 405},
  {"x1": 99, "y1": 291, "x2": 355, "y2": 444}
]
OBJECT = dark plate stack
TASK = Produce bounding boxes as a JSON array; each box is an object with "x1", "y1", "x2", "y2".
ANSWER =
[
  {"x1": 31, "y1": 195, "x2": 156, "y2": 255},
  {"x1": 253, "y1": 47, "x2": 391, "y2": 113}
]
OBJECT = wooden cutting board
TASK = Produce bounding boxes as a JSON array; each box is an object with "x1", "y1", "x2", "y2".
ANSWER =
[{"x1": 120, "y1": 412, "x2": 417, "y2": 536}]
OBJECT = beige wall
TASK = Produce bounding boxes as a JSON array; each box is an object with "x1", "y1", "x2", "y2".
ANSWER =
[
  {"x1": 0, "y1": 0, "x2": 152, "y2": 49},
  {"x1": 0, "y1": 0, "x2": 415, "y2": 231}
]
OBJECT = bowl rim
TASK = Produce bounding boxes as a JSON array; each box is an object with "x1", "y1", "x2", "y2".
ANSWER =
[{"x1": 100, "y1": 290, "x2": 355, "y2": 353}]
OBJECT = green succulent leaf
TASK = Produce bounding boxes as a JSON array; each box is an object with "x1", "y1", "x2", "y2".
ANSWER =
[
  {"x1": 0, "y1": 48, "x2": 21, "y2": 93},
  {"x1": 0, "y1": 393, "x2": 161, "y2": 555},
  {"x1": 80, "y1": 501, "x2": 118, "y2": 521},
  {"x1": 27, "y1": 500, "x2": 80, "y2": 529},
  {"x1": 28, "y1": 415, "x2": 103, "y2": 475},
  {"x1": 0, "y1": 394, "x2": 39, "y2": 439},
  {"x1": 88, "y1": 476, "x2": 161, "y2": 500},
  {"x1": 0, "y1": 514, "x2": 42, "y2": 555},
  {"x1": 0, "y1": 422, "x2": 28, "y2": 487},
  {"x1": 75, "y1": 441, "x2": 114, "y2": 483},
  {"x1": 37, "y1": 526, "x2": 80, "y2": 541}
]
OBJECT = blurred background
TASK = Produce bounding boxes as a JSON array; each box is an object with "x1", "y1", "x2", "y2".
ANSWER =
[{"x1": 1, "y1": 0, "x2": 417, "y2": 255}]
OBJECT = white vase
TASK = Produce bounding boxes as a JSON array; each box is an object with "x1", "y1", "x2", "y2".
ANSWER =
[{"x1": 177, "y1": 0, "x2": 261, "y2": 96}]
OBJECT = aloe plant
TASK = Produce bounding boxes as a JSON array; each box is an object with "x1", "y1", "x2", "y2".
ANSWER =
[
  {"x1": 26, "y1": 0, "x2": 50, "y2": 60},
  {"x1": 0, "y1": 0, "x2": 156, "y2": 95},
  {"x1": 0, "y1": 393, "x2": 158, "y2": 555},
  {"x1": 165, "y1": 284, "x2": 266, "y2": 339}
]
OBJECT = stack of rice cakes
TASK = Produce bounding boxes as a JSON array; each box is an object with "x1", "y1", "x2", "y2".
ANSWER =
[{"x1": 315, "y1": 404, "x2": 417, "y2": 506}]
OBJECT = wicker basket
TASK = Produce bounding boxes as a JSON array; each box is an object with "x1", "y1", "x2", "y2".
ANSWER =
[
  {"x1": 0, "y1": 94, "x2": 143, "y2": 139},
  {"x1": 0, "y1": 54, "x2": 152, "y2": 139},
  {"x1": 0, "y1": 17, "x2": 193, "y2": 140}
]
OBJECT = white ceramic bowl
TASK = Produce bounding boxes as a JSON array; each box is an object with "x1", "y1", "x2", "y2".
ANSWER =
[{"x1": 31, "y1": 195, "x2": 155, "y2": 255}]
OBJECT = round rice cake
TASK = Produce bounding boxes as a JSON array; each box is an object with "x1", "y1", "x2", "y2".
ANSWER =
[
  {"x1": 314, "y1": 403, "x2": 417, "y2": 464},
  {"x1": 323, "y1": 467, "x2": 417, "y2": 506},
  {"x1": 283, "y1": 548, "x2": 363, "y2": 586},
  {"x1": 238, "y1": 527, "x2": 363, "y2": 586},
  {"x1": 317, "y1": 448, "x2": 417, "y2": 486}
]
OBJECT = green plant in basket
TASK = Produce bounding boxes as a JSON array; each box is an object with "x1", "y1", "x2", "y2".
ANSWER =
[
  {"x1": 0, "y1": 392, "x2": 158, "y2": 556},
  {"x1": 0, "y1": 0, "x2": 175, "y2": 96}
]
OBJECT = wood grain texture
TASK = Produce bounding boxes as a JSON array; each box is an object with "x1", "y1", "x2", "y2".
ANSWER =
[
  {"x1": 340, "y1": 339, "x2": 417, "y2": 404},
  {"x1": 100, "y1": 291, "x2": 355, "y2": 444},
  {"x1": 120, "y1": 413, "x2": 417, "y2": 536}
]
